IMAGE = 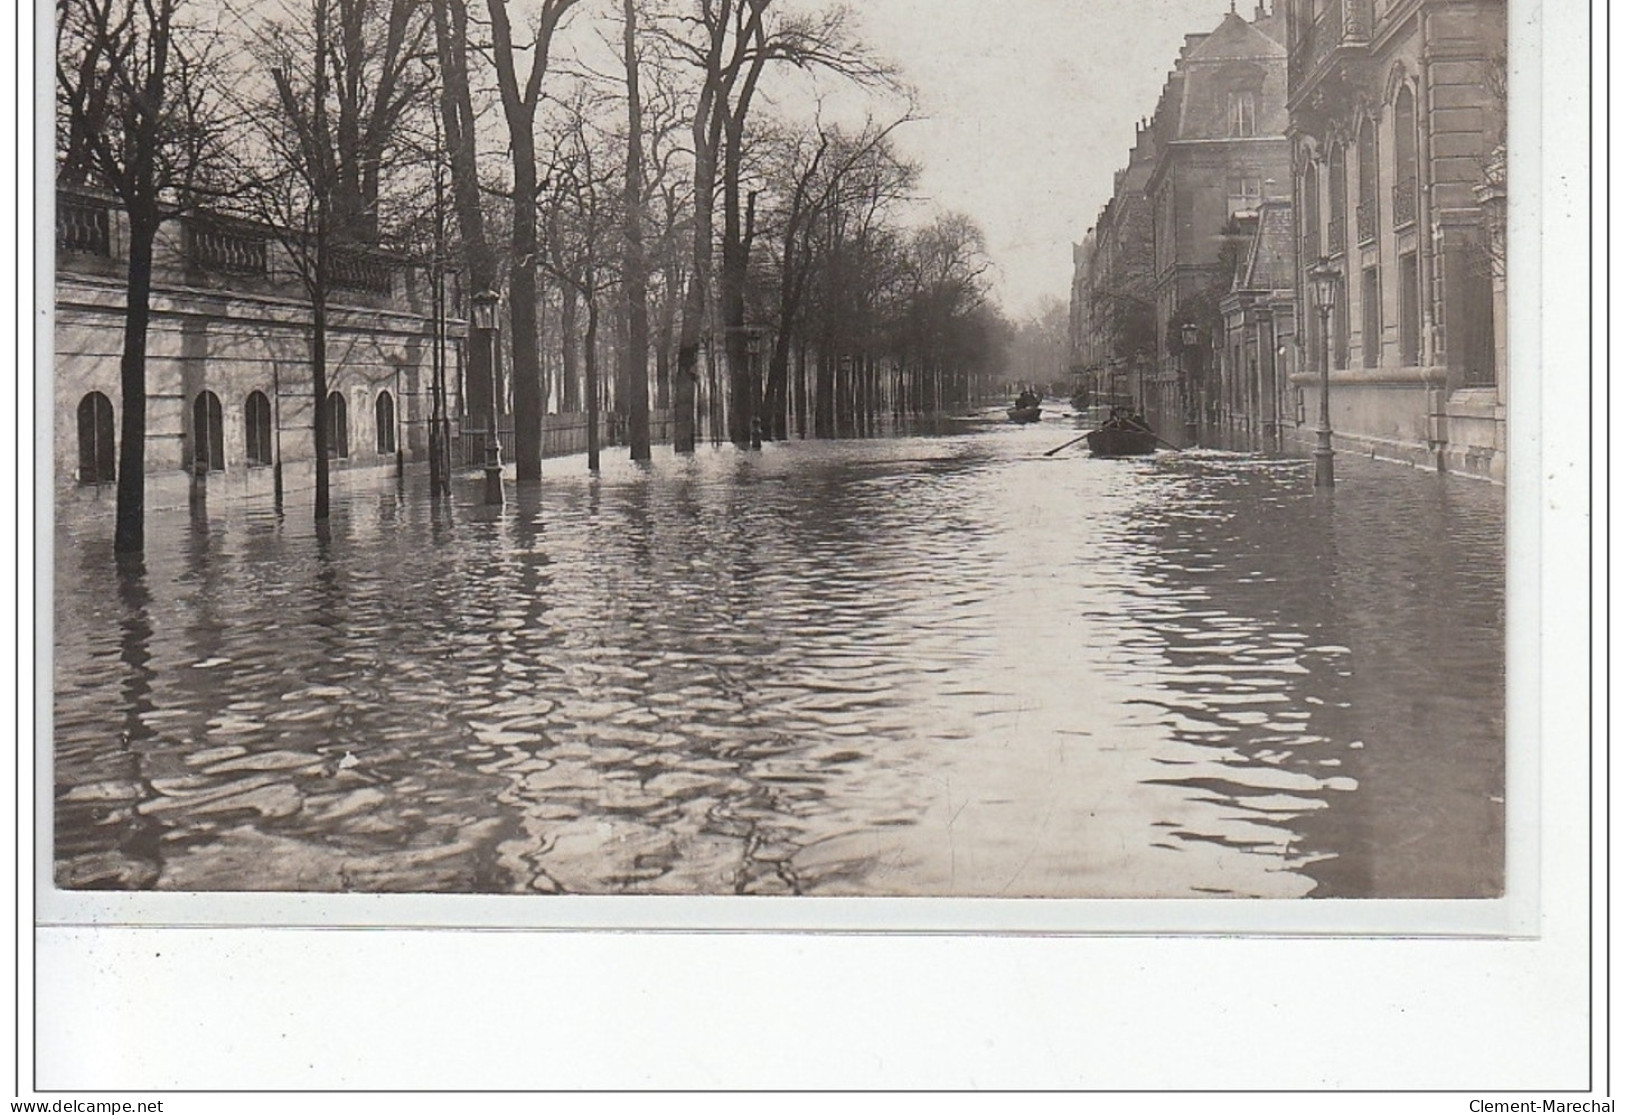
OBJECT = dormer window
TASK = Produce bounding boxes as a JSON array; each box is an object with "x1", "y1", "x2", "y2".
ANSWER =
[{"x1": 1228, "y1": 91, "x2": 1257, "y2": 137}]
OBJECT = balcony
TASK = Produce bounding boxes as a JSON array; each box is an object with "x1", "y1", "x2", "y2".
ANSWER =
[
  {"x1": 189, "y1": 221, "x2": 268, "y2": 276},
  {"x1": 1290, "y1": 0, "x2": 1375, "y2": 89},
  {"x1": 1328, "y1": 216, "x2": 1347, "y2": 257},
  {"x1": 58, "y1": 194, "x2": 111, "y2": 257},
  {"x1": 1393, "y1": 177, "x2": 1418, "y2": 228},
  {"x1": 1356, "y1": 199, "x2": 1378, "y2": 244}
]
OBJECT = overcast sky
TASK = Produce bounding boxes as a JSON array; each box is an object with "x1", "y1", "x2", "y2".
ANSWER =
[{"x1": 843, "y1": 0, "x2": 1251, "y2": 320}]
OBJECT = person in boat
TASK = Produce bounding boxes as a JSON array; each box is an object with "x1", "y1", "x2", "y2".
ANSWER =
[{"x1": 1015, "y1": 388, "x2": 1039, "y2": 410}]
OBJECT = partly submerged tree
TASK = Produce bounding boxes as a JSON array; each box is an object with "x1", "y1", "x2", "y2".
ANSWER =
[
  {"x1": 244, "y1": 0, "x2": 428, "y2": 520},
  {"x1": 57, "y1": 0, "x2": 234, "y2": 554}
]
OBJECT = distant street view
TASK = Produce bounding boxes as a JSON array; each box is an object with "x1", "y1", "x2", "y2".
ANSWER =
[{"x1": 53, "y1": 0, "x2": 1508, "y2": 898}]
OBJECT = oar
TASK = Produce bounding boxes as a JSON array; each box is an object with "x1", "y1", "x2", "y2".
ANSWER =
[{"x1": 1043, "y1": 432, "x2": 1092, "y2": 457}]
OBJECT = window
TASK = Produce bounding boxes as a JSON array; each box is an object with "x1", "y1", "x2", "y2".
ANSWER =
[
  {"x1": 1156, "y1": 184, "x2": 1175, "y2": 272},
  {"x1": 1302, "y1": 163, "x2": 1321, "y2": 257},
  {"x1": 1227, "y1": 91, "x2": 1257, "y2": 137},
  {"x1": 376, "y1": 390, "x2": 396, "y2": 455},
  {"x1": 192, "y1": 390, "x2": 224, "y2": 472},
  {"x1": 1393, "y1": 87, "x2": 1419, "y2": 227},
  {"x1": 245, "y1": 391, "x2": 273, "y2": 466},
  {"x1": 1328, "y1": 143, "x2": 1348, "y2": 254},
  {"x1": 1227, "y1": 175, "x2": 1264, "y2": 215},
  {"x1": 77, "y1": 392, "x2": 116, "y2": 484},
  {"x1": 1362, "y1": 266, "x2": 1381, "y2": 368},
  {"x1": 326, "y1": 391, "x2": 349, "y2": 459},
  {"x1": 1334, "y1": 283, "x2": 1350, "y2": 371},
  {"x1": 1398, "y1": 252, "x2": 1421, "y2": 365},
  {"x1": 1356, "y1": 119, "x2": 1379, "y2": 243}
]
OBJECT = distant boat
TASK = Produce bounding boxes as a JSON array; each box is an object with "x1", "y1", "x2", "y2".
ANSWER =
[{"x1": 1007, "y1": 404, "x2": 1042, "y2": 424}]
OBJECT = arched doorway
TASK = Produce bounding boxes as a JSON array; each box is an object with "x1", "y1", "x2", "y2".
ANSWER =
[
  {"x1": 327, "y1": 391, "x2": 349, "y2": 459},
  {"x1": 245, "y1": 390, "x2": 273, "y2": 466},
  {"x1": 375, "y1": 390, "x2": 396, "y2": 455},
  {"x1": 193, "y1": 390, "x2": 224, "y2": 472},
  {"x1": 76, "y1": 392, "x2": 116, "y2": 484}
]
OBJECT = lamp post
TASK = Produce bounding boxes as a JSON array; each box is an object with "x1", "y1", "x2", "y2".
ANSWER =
[
  {"x1": 1180, "y1": 322, "x2": 1200, "y2": 446},
  {"x1": 746, "y1": 328, "x2": 763, "y2": 449},
  {"x1": 1308, "y1": 256, "x2": 1340, "y2": 488},
  {"x1": 472, "y1": 289, "x2": 503, "y2": 505}
]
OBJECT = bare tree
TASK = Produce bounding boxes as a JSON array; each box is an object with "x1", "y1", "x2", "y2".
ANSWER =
[
  {"x1": 620, "y1": 0, "x2": 651, "y2": 460},
  {"x1": 57, "y1": 0, "x2": 232, "y2": 554},
  {"x1": 485, "y1": 0, "x2": 581, "y2": 481},
  {"x1": 245, "y1": 0, "x2": 426, "y2": 521},
  {"x1": 429, "y1": 0, "x2": 501, "y2": 429},
  {"x1": 540, "y1": 98, "x2": 621, "y2": 472}
]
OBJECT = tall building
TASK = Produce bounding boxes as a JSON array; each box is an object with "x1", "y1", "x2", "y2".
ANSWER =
[
  {"x1": 1285, "y1": 0, "x2": 1507, "y2": 480},
  {"x1": 1143, "y1": 4, "x2": 1294, "y2": 443},
  {"x1": 1068, "y1": 231, "x2": 1099, "y2": 396},
  {"x1": 1072, "y1": 118, "x2": 1158, "y2": 412}
]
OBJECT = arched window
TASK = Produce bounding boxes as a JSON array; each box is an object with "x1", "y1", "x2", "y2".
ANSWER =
[
  {"x1": 1393, "y1": 87, "x2": 1418, "y2": 227},
  {"x1": 1327, "y1": 143, "x2": 1348, "y2": 254},
  {"x1": 375, "y1": 390, "x2": 396, "y2": 455},
  {"x1": 192, "y1": 390, "x2": 224, "y2": 472},
  {"x1": 245, "y1": 391, "x2": 273, "y2": 466},
  {"x1": 76, "y1": 392, "x2": 116, "y2": 484},
  {"x1": 1356, "y1": 118, "x2": 1379, "y2": 243},
  {"x1": 1302, "y1": 162, "x2": 1321, "y2": 257},
  {"x1": 326, "y1": 391, "x2": 349, "y2": 459}
]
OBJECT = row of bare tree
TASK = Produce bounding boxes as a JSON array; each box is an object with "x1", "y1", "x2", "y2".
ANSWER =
[{"x1": 57, "y1": 0, "x2": 1014, "y2": 553}]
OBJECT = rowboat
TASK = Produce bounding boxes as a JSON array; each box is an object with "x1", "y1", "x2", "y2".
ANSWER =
[
  {"x1": 1007, "y1": 405, "x2": 1043, "y2": 424},
  {"x1": 1084, "y1": 423, "x2": 1159, "y2": 457}
]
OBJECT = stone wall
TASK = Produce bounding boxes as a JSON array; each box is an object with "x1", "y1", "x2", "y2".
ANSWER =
[{"x1": 55, "y1": 198, "x2": 469, "y2": 508}]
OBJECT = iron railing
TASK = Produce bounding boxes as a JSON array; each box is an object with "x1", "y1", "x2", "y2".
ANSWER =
[
  {"x1": 1392, "y1": 177, "x2": 1418, "y2": 228},
  {"x1": 1328, "y1": 215, "x2": 1347, "y2": 256},
  {"x1": 1356, "y1": 199, "x2": 1378, "y2": 244}
]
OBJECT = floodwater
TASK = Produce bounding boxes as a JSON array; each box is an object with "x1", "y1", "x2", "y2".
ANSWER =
[{"x1": 52, "y1": 416, "x2": 1505, "y2": 898}]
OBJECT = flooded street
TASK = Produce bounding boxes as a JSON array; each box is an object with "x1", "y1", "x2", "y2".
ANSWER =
[{"x1": 53, "y1": 418, "x2": 1505, "y2": 899}]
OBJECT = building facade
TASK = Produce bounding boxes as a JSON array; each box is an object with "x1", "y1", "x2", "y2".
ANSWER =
[
  {"x1": 56, "y1": 189, "x2": 467, "y2": 507},
  {"x1": 1144, "y1": 4, "x2": 1294, "y2": 444},
  {"x1": 1071, "y1": 118, "x2": 1159, "y2": 413},
  {"x1": 1285, "y1": 0, "x2": 1507, "y2": 480},
  {"x1": 1218, "y1": 199, "x2": 1300, "y2": 452}
]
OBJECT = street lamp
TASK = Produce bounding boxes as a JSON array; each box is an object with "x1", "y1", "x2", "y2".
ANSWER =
[
  {"x1": 745, "y1": 328, "x2": 764, "y2": 449},
  {"x1": 472, "y1": 289, "x2": 503, "y2": 505},
  {"x1": 1307, "y1": 256, "x2": 1340, "y2": 488},
  {"x1": 1180, "y1": 322, "x2": 1200, "y2": 446}
]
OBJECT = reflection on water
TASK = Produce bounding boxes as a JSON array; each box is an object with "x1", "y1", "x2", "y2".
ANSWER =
[{"x1": 53, "y1": 421, "x2": 1504, "y2": 897}]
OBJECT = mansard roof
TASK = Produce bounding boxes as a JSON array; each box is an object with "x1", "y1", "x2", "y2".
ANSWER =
[{"x1": 1238, "y1": 199, "x2": 1296, "y2": 292}]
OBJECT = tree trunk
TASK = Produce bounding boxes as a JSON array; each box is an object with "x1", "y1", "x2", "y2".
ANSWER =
[
  {"x1": 585, "y1": 296, "x2": 601, "y2": 471},
  {"x1": 507, "y1": 146, "x2": 544, "y2": 482},
  {"x1": 432, "y1": 0, "x2": 497, "y2": 425},
  {"x1": 815, "y1": 349, "x2": 834, "y2": 438},
  {"x1": 312, "y1": 269, "x2": 331, "y2": 522},
  {"x1": 622, "y1": 0, "x2": 651, "y2": 461},
  {"x1": 561, "y1": 285, "x2": 580, "y2": 412},
  {"x1": 113, "y1": 213, "x2": 157, "y2": 555},
  {"x1": 794, "y1": 338, "x2": 809, "y2": 440}
]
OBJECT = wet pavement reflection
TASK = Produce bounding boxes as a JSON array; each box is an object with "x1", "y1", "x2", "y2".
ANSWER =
[{"x1": 53, "y1": 417, "x2": 1504, "y2": 897}]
